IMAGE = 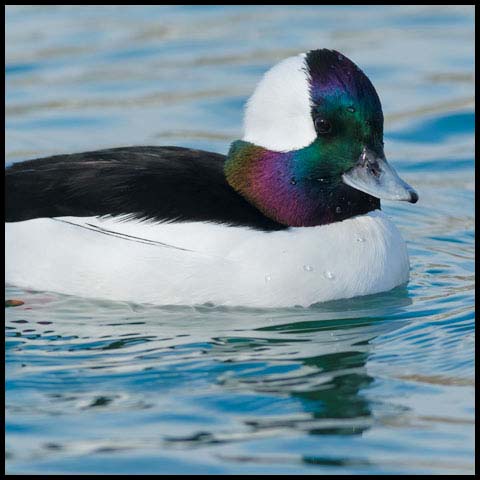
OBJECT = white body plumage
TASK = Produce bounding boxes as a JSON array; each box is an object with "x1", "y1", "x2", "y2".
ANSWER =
[{"x1": 5, "y1": 210, "x2": 409, "y2": 308}]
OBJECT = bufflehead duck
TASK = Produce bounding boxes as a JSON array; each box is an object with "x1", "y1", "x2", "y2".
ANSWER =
[{"x1": 5, "y1": 49, "x2": 418, "y2": 308}]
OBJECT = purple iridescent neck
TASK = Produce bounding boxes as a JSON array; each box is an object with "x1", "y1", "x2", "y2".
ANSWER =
[{"x1": 224, "y1": 140, "x2": 379, "y2": 228}]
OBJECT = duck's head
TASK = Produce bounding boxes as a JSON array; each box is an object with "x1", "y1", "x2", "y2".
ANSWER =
[{"x1": 225, "y1": 49, "x2": 418, "y2": 227}]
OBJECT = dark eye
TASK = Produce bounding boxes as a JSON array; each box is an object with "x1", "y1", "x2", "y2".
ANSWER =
[{"x1": 314, "y1": 117, "x2": 332, "y2": 135}]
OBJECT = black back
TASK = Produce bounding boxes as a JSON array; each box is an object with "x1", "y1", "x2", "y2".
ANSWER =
[{"x1": 5, "y1": 146, "x2": 286, "y2": 231}]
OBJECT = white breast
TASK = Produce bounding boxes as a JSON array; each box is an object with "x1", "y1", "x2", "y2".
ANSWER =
[{"x1": 5, "y1": 210, "x2": 409, "y2": 308}]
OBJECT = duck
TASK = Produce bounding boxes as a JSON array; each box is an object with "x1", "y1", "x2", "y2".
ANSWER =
[{"x1": 5, "y1": 49, "x2": 418, "y2": 308}]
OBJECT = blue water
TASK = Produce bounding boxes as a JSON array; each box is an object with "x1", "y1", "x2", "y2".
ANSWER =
[{"x1": 5, "y1": 5, "x2": 475, "y2": 475}]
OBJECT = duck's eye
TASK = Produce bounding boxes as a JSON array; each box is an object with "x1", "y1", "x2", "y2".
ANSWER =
[{"x1": 314, "y1": 117, "x2": 332, "y2": 135}]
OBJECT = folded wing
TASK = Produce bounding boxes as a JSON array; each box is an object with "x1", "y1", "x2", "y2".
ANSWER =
[{"x1": 5, "y1": 146, "x2": 285, "y2": 231}]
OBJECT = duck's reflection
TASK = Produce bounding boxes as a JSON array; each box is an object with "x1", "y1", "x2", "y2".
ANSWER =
[{"x1": 208, "y1": 288, "x2": 412, "y2": 439}]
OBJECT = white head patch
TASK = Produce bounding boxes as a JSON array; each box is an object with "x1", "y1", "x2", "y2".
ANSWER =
[{"x1": 243, "y1": 53, "x2": 316, "y2": 152}]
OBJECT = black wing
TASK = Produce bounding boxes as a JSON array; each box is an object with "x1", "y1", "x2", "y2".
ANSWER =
[{"x1": 5, "y1": 146, "x2": 286, "y2": 231}]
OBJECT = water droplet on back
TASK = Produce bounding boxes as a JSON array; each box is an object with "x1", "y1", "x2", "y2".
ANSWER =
[
  {"x1": 356, "y1": 236, "x2": 366, "y2": 243},
  {"x1": 303, "y1": 265, "x2": 314, "y2": 272},
  {"x1": 324, "y1": 271, "x2": 335, "y2": 280},
  {"x1": 347, "y1": 106, "x2": 356, "y2": 113},
  {"x1": 264, "y1": 274, "x2": 271, "y2": 283},
  {"x1": 290, "y1": 177, "x2": 297, "y2": 185}
]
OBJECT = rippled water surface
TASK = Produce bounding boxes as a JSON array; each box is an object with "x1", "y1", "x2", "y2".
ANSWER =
[{"x1": 5, "y1": 5, "x2": 475, "y2": 475}]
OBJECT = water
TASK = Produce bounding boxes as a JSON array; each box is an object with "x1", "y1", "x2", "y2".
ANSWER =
[{"x1": 5, "y1": 5, "x2": 475, "y2": 475}]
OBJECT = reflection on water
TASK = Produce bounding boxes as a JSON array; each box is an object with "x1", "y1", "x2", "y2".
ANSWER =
[
  {"x1": 5, "y1": 4, "x2": 475, "y2": 475},
  {"x1": 6, "y1": 283, "x2": 473, "y2": 474}
]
